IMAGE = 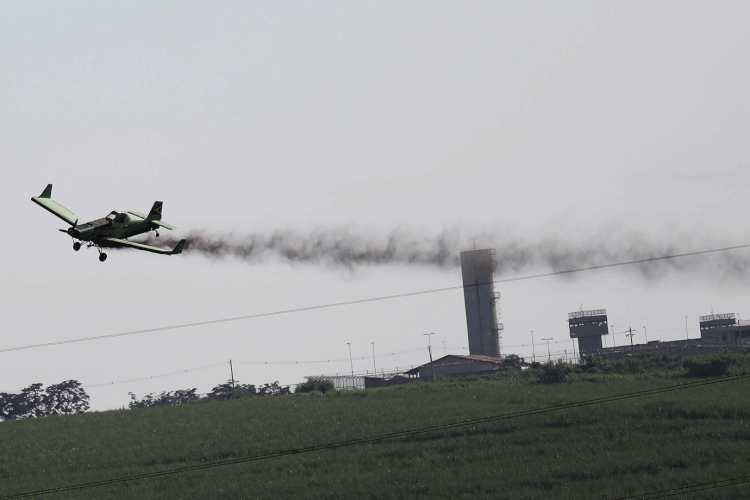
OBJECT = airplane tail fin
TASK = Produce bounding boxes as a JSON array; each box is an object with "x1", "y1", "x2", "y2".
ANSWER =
[
  {"x1": 39, "y1": 184, "x2": 53, "y2": 198},
  {"x1": 169, "y1": 239, "x2": 187, "y2": 255},
  {"x1": 147, "y1": 201, "x2": 163, "y2": 220}
]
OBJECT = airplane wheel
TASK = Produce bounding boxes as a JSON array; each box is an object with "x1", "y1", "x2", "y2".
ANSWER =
[
  {"x1": 99, "y1": 253, "x2": 107, "y2": 262},
  {"x1": 73, "y1": 242, "x2": 81, "y2": 251},
  {"x1": 155, "y1": 232, "x2": 160, "y2": 238}
]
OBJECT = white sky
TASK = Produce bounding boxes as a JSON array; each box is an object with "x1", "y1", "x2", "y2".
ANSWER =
[{"x1": 2, "y1": 1, "x2": 749, "y2": 410}]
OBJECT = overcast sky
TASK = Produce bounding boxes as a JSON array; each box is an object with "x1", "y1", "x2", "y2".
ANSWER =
[{"x1": 2, "y1": 1, "x2": 749, "y2": 411}]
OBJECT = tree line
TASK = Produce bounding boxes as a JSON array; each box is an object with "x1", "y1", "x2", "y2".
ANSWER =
[
  {"x1": 128, "y1": 379, "x2": 292, "y2": 408},
  {"x1": 0, "y1": 380, "x2": 90, "y2": 421}
]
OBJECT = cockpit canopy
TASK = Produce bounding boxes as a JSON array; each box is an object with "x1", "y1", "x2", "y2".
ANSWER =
[{"x1": 106, "y1": 211, "x2": 126, "y2": 223}]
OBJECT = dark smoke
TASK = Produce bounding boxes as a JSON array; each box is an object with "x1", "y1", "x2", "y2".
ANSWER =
[
  {"x1": 135, "y1": 227, "x2": 750, "y2": 280},
  {"x1": 138, "y1": 228, "x2": 462, "y2": 269}
]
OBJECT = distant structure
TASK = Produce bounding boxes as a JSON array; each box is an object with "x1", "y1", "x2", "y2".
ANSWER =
[
  {"x1": 563, "y1": 309, "x2": 749, "y2": 362},
  {"x1": 406, "y1": 354, "x2": 505, "y2": 379},
  {"x1": 699, "y1": 313, "x2": 750, "y2": 345},
  {"x1": 568, "y1": 309, "x2": 609, "y2": 356},
  {"x1": 460, "y1": 249, "x2": 503, "y2": 358}
]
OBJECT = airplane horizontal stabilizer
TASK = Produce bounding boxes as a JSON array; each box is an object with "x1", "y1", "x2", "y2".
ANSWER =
[
  {"x1": 151, "y1": 220, "x2": 177, "y2": 230},
  {"x1": 31, "y1": 184, "x2": 80, "y2": 227},
  {"x1": 127, "y1": 211, "x2": 148, "y2": 219}
]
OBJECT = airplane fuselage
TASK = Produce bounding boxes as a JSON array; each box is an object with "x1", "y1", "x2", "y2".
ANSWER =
[{"x1": 67, "y1": 211, "x2": 156, "y2": 247}]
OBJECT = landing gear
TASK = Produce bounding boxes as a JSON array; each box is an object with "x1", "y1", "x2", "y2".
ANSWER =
[
  {"x1": 99, "y1": 253, "x2": 108, "y2": 262},
  {"x1": 155, "y1": 231, "x2": 160, "y2": 238},
  {"x1": 73, "y1": 242, "x2": 81, "y2": 251}
]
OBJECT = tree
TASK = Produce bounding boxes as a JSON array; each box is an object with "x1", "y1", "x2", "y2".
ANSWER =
[
  {"x1": 0, "y1": 392, "x2": 23, "y2": 421},
  {"x1": 257, "y1": 381, "x2": 291, "y2": 396},
  {"x1": 502, "y1": 354, "x2": 525, "y2": 370},
  {"x1": 19, "y1": 383, "x2": 47, "y2": 419},
  {"x1": 0, "y1": 381, "x2": 89, "y2": 421},
  {"x1": 45, "y1": 380, "x2": 90, "y2": 415},
  {"x1": 127, "y1": 379, "x2": 290, "y2": 410},
  {"x1": 128, "y1": 389, "x2": 199, "y2": 409},
  {"x1": 206, "y1": 380, "x2": 257, "y2": 401}
]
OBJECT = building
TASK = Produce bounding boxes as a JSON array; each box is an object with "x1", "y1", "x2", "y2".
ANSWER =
[
  {"x1": 406, "y1": 355, "x2": 505, "y2": 379},
  {"x1": 565, "y1": 309, "x2": 749, "y2": 362},
  {"x1": 699, "y1": 313, "x2": 750, "y2": 346},
  {"x1": 568, "y1": 309, "x2": 609, "y2": 356},
  {"x1": 460, "y1": 249, "x2": 503, "y2": 357}
]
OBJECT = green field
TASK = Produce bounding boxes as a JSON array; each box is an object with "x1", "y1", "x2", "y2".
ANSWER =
[{"x1": 1, "y1": 352, "x2": 749, "y2": 499}]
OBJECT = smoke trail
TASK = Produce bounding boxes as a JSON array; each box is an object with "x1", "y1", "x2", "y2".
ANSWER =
[
  {"x1": 134, "y1": 226, "x2": 750, "y2": 280},
  {"x1": 138, "y1": 228, "x2": 461, "y2": 269}
]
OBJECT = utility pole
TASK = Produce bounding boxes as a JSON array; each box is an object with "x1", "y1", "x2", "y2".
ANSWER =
[
  {"x1": 424, "y1": 333, "x2": 435, "y2": 379},
  {"x1": 643, "y1": 326, "x2": 648, "y2": 344},
  {"x1": 229, "y1": 359, "x2": 236, "y2": 400},
  {"x1": 686, "y1": 316, "x2": 689, "y2": 340},
  {"x1": 531, "y1": 331, "x2": 536, "y2": 363},
  {"x1": 611, "y1": 325, "x2": 616, "y2": 347},
  {"x1": 347, "y1": 343, "x2": 354, "y2": 383},
  {"x1": 442, "y1": 341, "x2": 447, "y2": 356},
  {"x1": 626, "y1": 328, "x2": 635, "y2": 354},
  {"x1": 542, "y1": 338, "x2": 553, "y2": 363},
  {"x1": 371, "y1": 342, "x2": 377, "y2": 375}
]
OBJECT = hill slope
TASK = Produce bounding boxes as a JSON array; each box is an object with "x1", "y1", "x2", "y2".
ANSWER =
[{"x1": 1, "y1": 354, "x2": 750, "y2": 499}]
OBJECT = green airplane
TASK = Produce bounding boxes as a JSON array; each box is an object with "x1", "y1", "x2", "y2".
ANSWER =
[{"x1": 31, "y1": 184, "x2": 186, "y2": 262}]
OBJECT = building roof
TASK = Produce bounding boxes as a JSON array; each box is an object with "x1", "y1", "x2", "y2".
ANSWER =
[
  {"x1": 439, "y1": 354, "x2": 505, "y2": 364},
  {"x1": 405, "y1": 354, "x2": 505, "y2": 374}
]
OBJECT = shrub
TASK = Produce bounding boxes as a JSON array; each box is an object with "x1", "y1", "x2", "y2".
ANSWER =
[
  {"x1": 580, "y1": 355, "x2": 605, "y2": 372},
  {"x1": 295, "y1": 380, "x2": 335, "y2": 394},
  {"x1": 684, "y1": 358, "x2": 729, "y2": 378},
  {"x1": 539, "y1": 362, "x2": 570, "y2": 384}
]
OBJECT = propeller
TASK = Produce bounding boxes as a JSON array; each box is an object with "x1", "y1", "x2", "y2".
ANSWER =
[{"x1": 60, "y1": 219, "x2": 79, "y2": 236}]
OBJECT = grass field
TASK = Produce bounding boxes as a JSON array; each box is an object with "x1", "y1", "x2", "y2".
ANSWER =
[{"x1": 1, "y1": 352, "x2": 749, "y2": 499}]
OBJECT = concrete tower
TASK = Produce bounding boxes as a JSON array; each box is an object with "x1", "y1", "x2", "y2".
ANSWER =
[
  {"x1": 460, "y1": 249, "x2": 502, "y2": 358},
  {"x1": 568, "y1": 309, "x2": 608, "y2": 355}
]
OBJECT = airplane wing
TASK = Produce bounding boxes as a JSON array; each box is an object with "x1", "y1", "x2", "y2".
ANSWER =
[
  {"x1": 102, "y1": 237, "x2": 187, "y2": 255},
  {"x1": 31, "y1": 184, "x2": 80, "y2": 227}
]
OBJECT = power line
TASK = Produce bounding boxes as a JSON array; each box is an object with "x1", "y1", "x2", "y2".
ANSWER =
[
  {"x1": 615, "y1": 474, "x2": 750, "y2": 499},
  {"x1": 81, "y1": 350, "x2": 431, "y2": 392},
  {"x1": 2, "y1": 372, "x2": 747, "y2": 499},
  {"x1": 3, "y1": 242, "x2": 749, "y2": 356},
  {"x1": 82, "y1": 362, "x2": 228, "y2": 389},
  {"x1": 235, "y1": 347, "x2": 429, "y2": 365}
]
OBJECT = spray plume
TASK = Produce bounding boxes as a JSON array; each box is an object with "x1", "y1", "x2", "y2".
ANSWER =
[{"x1": 135, "y1": 226, "x2": 750, "y2": 281}]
